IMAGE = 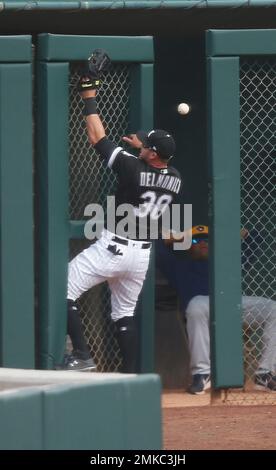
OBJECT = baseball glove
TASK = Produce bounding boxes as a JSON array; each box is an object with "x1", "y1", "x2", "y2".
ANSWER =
[
  {"x1": 78, "y1": 48, "x2": 111, "y2": 92},
  {"x1": 88, "y1": 49, "x2": 111, "y2": 78}
]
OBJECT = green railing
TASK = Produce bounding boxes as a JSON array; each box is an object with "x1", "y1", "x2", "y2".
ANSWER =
[{"x1": 2, "y1": 1, "x2": 276, "y2": 10}]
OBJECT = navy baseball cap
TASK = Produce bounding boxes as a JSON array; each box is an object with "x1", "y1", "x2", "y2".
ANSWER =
[{"x1": 137, "y1": 129, "x2": 176, "y2": 160}]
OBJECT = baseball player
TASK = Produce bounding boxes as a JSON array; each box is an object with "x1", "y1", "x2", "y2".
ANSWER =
[
  {"x1": 63, "y1": 50, "x2": 182, "y2": 373},
  {"x1": 156, "y1": 226, "x2": 276, "y2": 393}
]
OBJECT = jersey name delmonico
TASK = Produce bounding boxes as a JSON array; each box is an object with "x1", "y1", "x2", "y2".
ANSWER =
[
  {"x1": 94, "y1": 138, "x2": 182, "y2": 240},
  {"x1": 139, "y1": 172, "x2": 181, "y2": 194}
]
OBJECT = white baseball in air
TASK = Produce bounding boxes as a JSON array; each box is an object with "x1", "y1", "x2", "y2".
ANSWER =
[{"x1": 177, "y1": 102, "x2": 190, "y2": 115}]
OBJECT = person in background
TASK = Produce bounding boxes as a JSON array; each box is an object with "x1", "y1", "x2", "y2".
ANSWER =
[{"x1": 156, "y1": 225, "x2": 276, "y2": 394}]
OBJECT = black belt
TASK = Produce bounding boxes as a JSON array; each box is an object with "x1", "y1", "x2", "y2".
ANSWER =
[{"x1": 112, "y1": 236, "x2": 151, "y2": 249}]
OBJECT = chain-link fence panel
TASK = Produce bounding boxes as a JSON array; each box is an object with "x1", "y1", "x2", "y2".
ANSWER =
[
  {"x1": 69, "y1": 63, "x2": 130, "y2": 217},
  {"x1": 68, "y1": 63, "x2": 131, "y2": 371},
  {"x1": 225, "y1": 58, "x2": 276, "y2": 404}
]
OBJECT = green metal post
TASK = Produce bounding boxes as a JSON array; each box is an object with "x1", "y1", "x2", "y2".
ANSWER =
[
  {"x1": 207, "y1": 56, "x2": 244, "y2": 387},
  {"x1": 0, "y1": 61, "x2": 34, "y2": 368},
  {"x1": 130, "y1": 64, "x2": 155, "y2": 373},
  {"x1": 36, "y1": 62, "x2": 69, "y2": 369}
]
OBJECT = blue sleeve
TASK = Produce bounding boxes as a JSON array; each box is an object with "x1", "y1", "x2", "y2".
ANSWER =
[{"x1": 155, "y1": 240, "x2": 188, "y2": 292}]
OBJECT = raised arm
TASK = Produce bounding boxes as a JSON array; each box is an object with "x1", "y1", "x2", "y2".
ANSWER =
[
  {"x1": 78, "y1": 49, "x2": 111, "y2": 146},
  {"x1": 80, "y1": 87, "x2": 105, "y2": 145}
]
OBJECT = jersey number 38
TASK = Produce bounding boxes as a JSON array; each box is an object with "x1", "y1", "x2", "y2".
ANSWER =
[{"x1": 134, "y1": 190, "x2": 173, "y2": 220}]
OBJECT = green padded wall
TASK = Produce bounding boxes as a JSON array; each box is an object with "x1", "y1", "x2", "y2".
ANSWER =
[{"x1": 0, "y1": 36, "x2": 34, "y2": 368}]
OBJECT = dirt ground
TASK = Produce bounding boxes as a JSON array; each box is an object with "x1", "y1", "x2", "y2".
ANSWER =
[{"x1": 162, "y1": 392, "x2": 276, "y2": 450}]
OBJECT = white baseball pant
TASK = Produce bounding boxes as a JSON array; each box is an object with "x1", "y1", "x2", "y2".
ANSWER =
[
  {"x1": 67, "y1": 229, "x2": 151, "y2": 322},
  {"x1": 186, "y1": 295, "x2": 276, "y2": 375}
]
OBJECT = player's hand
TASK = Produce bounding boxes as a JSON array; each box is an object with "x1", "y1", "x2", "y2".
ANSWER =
[
  {"x1": 78, "y1": 76, "x2": 98, "y2": 98},
  {"x1": 78, "y1": 49, "x2": 111, "y2": 95},
  {"x1": 122, "y1": 134, "x2": 142, "y2": 149}
]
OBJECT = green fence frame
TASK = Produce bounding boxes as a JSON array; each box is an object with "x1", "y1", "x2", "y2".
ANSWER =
[
  {"x1": 0, "y1": 36, "x2": 34, "y2": 368},
  {"x1": 36, "y1": 34, "x2": 154, "y2": 370},
  {"x1": 206, "y1": 29, "x2": 276, "y2": 388}
]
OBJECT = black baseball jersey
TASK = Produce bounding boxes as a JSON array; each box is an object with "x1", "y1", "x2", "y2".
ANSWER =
[{"x1": 94, "y1": 137, "x2": 182, "y2": 240}]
